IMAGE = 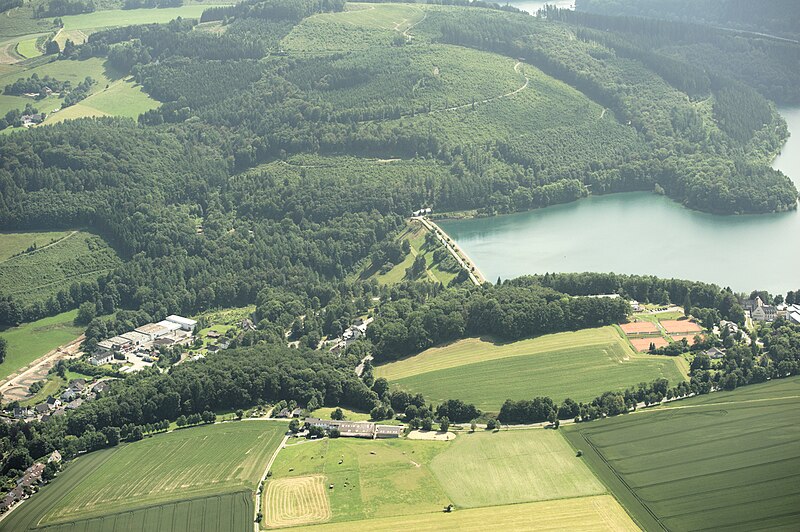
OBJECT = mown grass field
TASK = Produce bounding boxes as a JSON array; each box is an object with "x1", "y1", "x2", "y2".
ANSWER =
[
  {"x1": 430, "y1": 429, "x2": 605, "y2": 508},
  {"x1": 0, "y1": 309, "x2": 82, "y2": 381},
  {"x1": 1, "y1": 421, "x2": 286, "y2": 530},
  {"x1": 264, "y1": 437, "x2": 450, "y2": 526},
  {"x1": 264, "y1": 428, "x2": 636, "y2": 529},
  {"x1": 377, "y1": 326, "x2": 687, "y2": 410},
  {"x1": 563, "y1": 377, "x2": 800, "y2": 531},
  {"x1": 15, "y1": 36, "x2": 42, "y2": 59},
  {"x1": 0, "y1": 230, "x2": 121, "y2": 308},
  {"x1": 300, "y1": 495, "x2": 637, "y2": 531}
]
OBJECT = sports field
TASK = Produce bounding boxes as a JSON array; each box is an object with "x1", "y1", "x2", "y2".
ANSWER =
[
  {"x1": 563, "y1": 377, "x2": 800, "y2": 531},
  {"x1": 23, "y1": 421, "x2": 286, "y2": 525},
  {"x1": 0, "y1": 230, "x2": 121, "y2": 308},
  {"x1": 377, "y1": 326, "x2": 686, "y2": 409},
  {"x1": 0, "y1": 309, "x2": 82, "y2": 381}
]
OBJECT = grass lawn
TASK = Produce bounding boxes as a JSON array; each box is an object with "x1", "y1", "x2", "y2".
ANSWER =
[
  {"x1": 33, "y1": 421, "x2": 285, "y2": 525},
  {"x1": 430, "y1": 429, "x2": 605, "y2": 508},
  {"x1": 15, "y1": 36, "x2": 41, "y2": 59},
  {"x1": 562, "y1": 377, "x2": 800, "y2": 531},
  {"x1": 0, "y1": 309, "x2": 82, "y2": 381},
  {"x1": 309, "y1": 406, "x2": 372, "y2": 422},
  {"x1": 0, "y1": 229, "x2": 121, "y2": 308},
  {"x1": 378, "y1": 326, "x2": 687, "y2": 410},
  {"x1": 303, "y1": 495, "x2": 637, "y2": 531}
]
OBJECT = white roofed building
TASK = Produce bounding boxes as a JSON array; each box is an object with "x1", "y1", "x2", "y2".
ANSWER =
[{"x1": 165, "y1": 315, "x2": 197, "y2": 331}]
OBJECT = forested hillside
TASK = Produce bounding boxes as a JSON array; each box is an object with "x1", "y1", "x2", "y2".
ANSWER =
[
  {"x1": 577, "y1": 0, "x2": 800, "y2": 41},
  {"x1": 0, "y1": 0, "x2": 797, "y2": 329}
]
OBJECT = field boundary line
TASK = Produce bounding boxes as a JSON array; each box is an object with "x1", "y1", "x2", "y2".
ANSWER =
[{"x1": 255, "y1": 433, "x2": 290, "y2": 532}]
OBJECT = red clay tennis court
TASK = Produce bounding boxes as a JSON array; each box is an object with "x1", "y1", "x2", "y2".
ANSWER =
[
  {"x1": 619, "y1": 321, "x2": 659, "y2": 335},
  {"x1": 660, "y1": 320, "x2": 703, "y2": 334},
  {"x1": 630, "y1": 337, "x2": 669, "y2": 352}
]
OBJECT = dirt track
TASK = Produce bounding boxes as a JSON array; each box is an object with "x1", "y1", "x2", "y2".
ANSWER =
[{"x1": 1, "y1": 335, "x2": 84, "y2": 402}]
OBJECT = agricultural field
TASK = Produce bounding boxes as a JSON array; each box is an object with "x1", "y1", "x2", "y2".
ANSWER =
[
  {"x1": 0, "y1": 230, "x2": 122, "y2": 308},
  {"x1": 429, "y1": 429, "x2": 606, "y2": 508},
  {"x1": 377, "y1": 326, "x2": 687, "y2": 410},
  {"x1": 300, "y1": 495, "x2": 637, "y2": 531},
  {"x1": 264, "y1": 437, "x2": 450, "y2": 526},
  {"x1": 563, "y1": 377, "x2": 800, "y2": 531},
  {"x1": 2, "y1": 421, "x2": 286, "y2": 530},
  {"x1": 263, "y1": 427, "x2": 636, "y2": 529},
  {"x1": 0, "y1": 309, "x2": 82, "y2": 381}
]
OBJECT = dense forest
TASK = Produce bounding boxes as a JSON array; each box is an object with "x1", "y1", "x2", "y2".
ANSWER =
[{"x1": 577, "y1": 0, "x2": 800, "y2": 41}]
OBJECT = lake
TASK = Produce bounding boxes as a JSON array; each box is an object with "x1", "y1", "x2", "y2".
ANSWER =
[{"x1": 439, "y1": 108, "x2": 800, "y2": 294}]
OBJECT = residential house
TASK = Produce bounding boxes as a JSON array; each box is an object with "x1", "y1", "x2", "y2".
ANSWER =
[
  {"x1": 206, "y1": 330, "x2": 221, "y2": 339},
  {"x1": 291, "y1": 408, "x2": 302, "y2": 418},
  {"x1": 90, "y1": 353, "x2": 114, "y2": 366},
  {"x1": 34, "y1": 403, "x2": 50, "y2": 416},
  {"x1": 69, "y1": 379, "x2": 86, "y2": 391},
  {"x1": 92, "y1": 381, "x2": 110, "y2": 394},
  {"x1": 704, "y1": 347, "x2": 726, "y2": 360},
  {"x1": 66, "y1": 398, "x2": 83, "y2": 410},
  {"x1": 60, "y1": 388, "x2": 77, "y2": 402},
  {"x1": 48, "y1": 450, "x2": 61, "y2": 463},
  {"x1": 13, "y1": 407, "x2": 29, "y2": 419},
  {"x1": 752, "y1": 304, "x2": 777, "y2": 322},
  {"x1": 45, "y1": 397, "x2": 60, "y2": 410}
]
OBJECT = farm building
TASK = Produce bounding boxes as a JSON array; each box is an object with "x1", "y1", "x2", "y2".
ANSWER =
[{"x1": 304, "y1": 418, "x2": 402, "y2": 439}]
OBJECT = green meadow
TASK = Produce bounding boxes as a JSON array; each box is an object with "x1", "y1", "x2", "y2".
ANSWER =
[
  {"x1": 0, "y1": 309, "x2": 82, "y2": 381},
  {"x1": 564, "y1": 377, "x2": 800, "y2": 531},
  {"x1": 378, "y1": 326, "x2": 687, "y2": 410}
]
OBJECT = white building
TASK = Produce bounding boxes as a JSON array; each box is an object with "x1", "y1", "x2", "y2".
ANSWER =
[{"x1": 165, "y1": 315, "x2": 197, "y2": 331}]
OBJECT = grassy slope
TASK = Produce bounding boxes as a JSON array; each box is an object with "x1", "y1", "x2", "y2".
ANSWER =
[
  {"x1": 429, "y1": 429, "x2": 606, "y2": 508},
  {"x1": 562, "y1": 377, "x2": 800, "y2": 532},
  {"x1": 0, "y1": 57, "x2": 159, "y2": 121},
  {"x1": 378, "y1": 326, "x2": 687, "y2": 410},
  {"x1": 0, "y1": 309, "x2": 82, "y2": 381},
  {"x1": 365, "y1": 221, "x2": 458, "y2": 285},
  {"x1": 0, "y1": 230, "x2": 72, "y2": 261},
  {"x1": 0, "y1": 230, "x2": 122, "y2": 307},
  {"x1": 27, "y1": 421, "x2": 285, "y2": 525}
]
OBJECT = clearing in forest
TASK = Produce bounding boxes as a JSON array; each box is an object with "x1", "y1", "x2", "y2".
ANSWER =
[
  {"x1": 264, "y1": 475, "x2": 331, "y2": 528},
  {"x1": 377, "y1": 326, "x2": 686, "y2": 409},
  {"x1": 563, "y1": 377, "x2": 800, "y2": 531},
  {"x1": 0, "y1": 230, "x2": 121, "y2": 308}
]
